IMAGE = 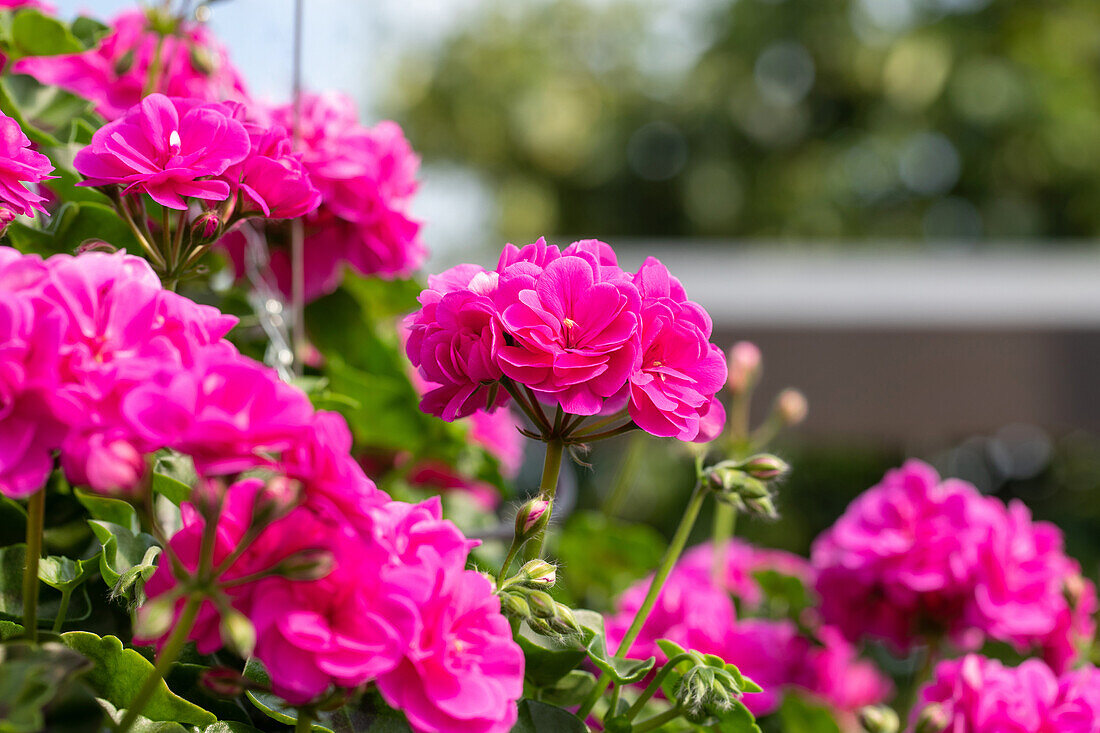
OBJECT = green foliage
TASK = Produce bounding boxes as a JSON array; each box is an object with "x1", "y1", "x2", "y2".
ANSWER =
[
  {"x1": 553, "y1": 511, "x2": 666, "y2": 608},
  {"x1": 2, "y1": 9, "x2": 84, "y2": 59},
  {"x1": 6, "y1": 201, "x2": 140, "y2": 257},
  {"x1": 387, "y1": 0, "x2": 1100, "y2": 241},
  {"x1": 511, "y1": 699, "x2": 587, "y2": 733},
  {"x1": 579, "y1": 610, "x2": 655, "y2": 685},
  {"x1": 776, "y1": 695, "x2": 843, "y2": 733},
  {"x1": 61, "y1": 632, "x2": 216, "y2": 726},
  {"x1": 0, "y1": 545, "x2": 91, "y2": 624},
  {"x1": 0, "y1": 641, "x2": 99, "y2": 733},
  {"x1": 87, "y1": 520, "x2": 160, "y2": 597}
]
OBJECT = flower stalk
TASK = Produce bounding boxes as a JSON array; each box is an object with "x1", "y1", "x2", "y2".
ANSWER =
[{"x1": 22, "y1": 489, "x2": 45, "y2": 642}]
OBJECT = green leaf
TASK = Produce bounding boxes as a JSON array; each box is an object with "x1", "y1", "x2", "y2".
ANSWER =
[
  {"x1": 0, "y1": 618, "x2": 24, "y2": 639},
  {"x1": 552, "y1": 512, "x2": 666, "y2": 608},
  {"x1": 95, "y1": 698, "x2": 190, "y2": 733},
  {"x1": 3, "y1": 74, "x2": 93, "y2": 139},
  {"x1": 37, "y1": 553, "x2": 98, "y2": 591},
  {"x1": 87, "y1": 519, "x2": 160, "y2": 592},
  {"x1": 74, "y1": 489, "x2": 140, "y2": 534},
  {"x1": 0, "y1": 640, "x2": 98, "y2": 733},
  {"x1": 69, "y1": 15, "x2": 109, "y2": 48},
  {"x1": 8, "y1": 9, "x2": 84, "y2": 57},
  {"x1": 713, "y1": 700, "x2": 763, "y2": 733},
  {"x1": 5, "y1": 200, "x2": 140, "y2": 258},
  {"x1": 0, "y1": 544, "x2": 92, "y2": 623},
  {"x1": 579, "y1": 611, "x2": 655, "y2": 684},
  {"x1": 536, "y1": 670, "x2": 596, "y2": 708},
  {"x1": 776, "y1": 695, "x2": 841, "y2": 733},
  {"x1": 151, "y1": 472, "x2": 192, "y2": 507},
  {"x1": 516, "y1": 621, "x2": 588, "y2": 688},
  {"x1": 60, "y1": 631, "x2": 216, "y2": 726},
  {"x1": 241, "y1": 658, "x2": 336, "y2": 732},
  {"x1": 164, "y1": 663, "x2": 252, "y2": 724},
  {"x1": 752, "y1": 568, "x2": 814, "y2": 620},
  {"x1": 202, "y1": 724, "x2": 264, "y2": 733},
  {"x1": 510, "y1": 699, "x2": 587, "y2": 733},
  {"x1": 0, "y1": 75, "x2": 58, "y2": 146}
]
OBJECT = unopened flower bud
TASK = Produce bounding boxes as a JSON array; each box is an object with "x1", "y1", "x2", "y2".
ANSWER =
[
  {"x1": 500, "y1": 592, "x2": 531, "y2": 619},
  {"x1": 0, "y1": 207, "x2": 14, "y2": 235},
  {"x1": 113, "y1": 48, "x2": 136, "y2": 76},
  {"x1": 253, "y1": 476, "x2": 302, "y2": 526},
  {"x1": 914, "y1": 704, "x2": 948, "y2": 733},
  {"x1": 133, "y1": 595, "x2": 175, "y2": 640},
  {"x1": 526, "y1": 617, "x2": 557, "y2": 636},
  {"x1": 859, "y1": 705, "x2": 900, "y2": 733},
  {"x1": 775, "y1": 388, "x2": 808, "y2": 426},
  {"x1": 738, "y1": 454, "x2": 789, "y2": 480},
  {"x1": 201, "y1": 667, "x2": 247, "y2": 697},
  {"x1": 520, "y1": 559, "x2": 556, "y2": 587},
  {"x1": 726, "y1": 341, "x2": 762, "y2": 395},
  {"x1": 527, "y1": 590, "x2": 557, "y2": 619},
  {"x1": 220, "y1": 608, "x2": 256, "y2": 657},
  {"x1": 65, "y1": 434, "x2": 147, "y2": 496},
  {"x1": 515, "y1": 498, "x2": 551, "y2": 539},
  {"x1": 191, "y1": 477, "x2": 226, "y2": 521},
  {"x1": 745, "y1": 495, "x2": 778, "y2": 520},
  {"x1": 272, "y1": 548, "x2": 335, "y2": 581},
  {"x1": 548, "y1": 603, "x2": 580, "y2": 635},
  {"x1": 190, "y1": 44, "x2": 216, "y2": 75},
  {"x1": 192, "y1": 210, "x2": 221, "y2": 240}
]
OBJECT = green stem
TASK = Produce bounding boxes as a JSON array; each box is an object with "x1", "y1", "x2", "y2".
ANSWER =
[
  {"x1": 500, "y1": 379, "x2": 548, "y2": 438},
  {"x1": 496, "y1": 536, "x2": 523, "y2": 586},
  {"x1": 51, "y1": 589, "x2": 71, "y2": 634},
  {"x1": 22, "y1": 489, "x2": 45, "y2": 642},
  {"x1": 116, "y1": 594, "x2": 202, "y2": 733},
  {"x1": 898, "y1": 640, "x2": 940, "y2": 721},
  {"x1": 115, "y1": 198, "x2": 166, "y2": 269},
  {"x1": 522, "y1": 438, "x2": 565, "y2": 561},
  {"x1": 710, "y1": 503, "x2": 737, "y2": 584},
  {"x1": 634, "y1": 706, "x2": 683, "y2": 733},
  {"x1": 143, "y1": 34, "x2": 166, "y2": 96},
  {"x1": 569, "y1": 410, "x2": 628, "y2": 439},
  {"x1": 601, "y1": 433, "x2": 645, "y2": 517},
  {"x1": 624, "y1": 653, "x2": 695, "y2": 721},
  {"x1": 568, "y1": 421, "x2": 637, "y2": 444},
  {"x1": 295, "y1": 709, "x2": 314, "y2": 733},
  {"x1": 523, "y1": 385, "x2": 553, "y2": 434},
  {"x1": 577, "y1": 481, "x2": 709, "y2": 719}
]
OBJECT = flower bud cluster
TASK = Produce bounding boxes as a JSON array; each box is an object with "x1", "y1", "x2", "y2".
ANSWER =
[
  {"x1": 497, "y1": 560, "x2": 579, "y2": 637},
  {"x1": 704, "y1": 454, "x2": 789, "y2": 519}
]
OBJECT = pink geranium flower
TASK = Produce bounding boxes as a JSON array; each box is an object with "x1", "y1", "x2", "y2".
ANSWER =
[
  {"x1": 0, "y1": 111, "x2": 54, "y2": 218},
  {"x1": 628, "y1": 257, "x2": 727, "y2": 441},
  {"x1": 495, "y1": 242, "x2": 641, "y2": 415},
  {"x1": 811, "y1": 460, "x2": 1003, "y2": 651},
  {"x1": 678, "y1": 538, "x2": 813, "y2": 611},
  {"x1": 917, "y1": 655, "x2": 1100, "y2": 733},
  {"x1": 405, "y1": 265, "x2": 508, "y2": 421},
  {"x1": 14, "y1": 9, "x2": 247, "y2": 120},
  {"x1": 74, "y1": 94, "x2": 250, "y2": 209}
]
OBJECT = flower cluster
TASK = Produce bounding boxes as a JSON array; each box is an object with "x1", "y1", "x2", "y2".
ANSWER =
[
  {"x1": 811, "y1": 460, "x2": 1097, "y2": 671},
  {"x1": 140, "y1": 482, "x2": 523, "y2": 733},
  {"x1": 219, "y1": 92, "x2": 425, "y2": 300},
  {"x1": 14, "y1": 8, "x2": 247, "y2": 120},
  {"x1": 0, "y1": 109, "x2": 54, "y2": 222},
  {"x1": 605, "y1": 539, "x2": 891, "y2": 717},
  {"x1": 916, "y1": 655, "x2": 1100, "y2": 732},
  {"x1": 405, "y1": 238, "x2": 728, "y2": 442},
  {"x1": 75, "y1": 93, "x2": 318, "y2": 221},
  {"x1": 0, "y1": 246, "x2": 522, "y2": 732}
]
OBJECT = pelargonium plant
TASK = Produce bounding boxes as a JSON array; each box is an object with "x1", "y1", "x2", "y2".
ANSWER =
[{"x1": 0, "y1": 3, "x2": 1097, "y2": 733}]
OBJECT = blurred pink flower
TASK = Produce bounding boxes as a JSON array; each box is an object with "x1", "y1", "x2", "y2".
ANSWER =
[
  {"x1": 678, "y1": 538, "x2": 813, "y2": 610},
  {"x1": 467, "y1": 407, "x2": 523, "y2": 478},
  {"x1": 14, "y1": 9, "x2": 247, "y2": 120},
  {"x1": 811, "y1": 460, "x2": 1002, "y2": 651},
  {"x1": 0, "y1": 111, "x2": 54, "y2": 218},
  {"x1": 75, "y1": 94, "x2": 249, "y2": 209},
  {"x1": 406, "y1": 462, "x2": 501, "y2": 511}
]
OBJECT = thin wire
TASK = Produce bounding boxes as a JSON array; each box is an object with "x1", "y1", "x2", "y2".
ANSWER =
[{"x1": 289, "y1": 0, "x2": 306, "y2": 377}]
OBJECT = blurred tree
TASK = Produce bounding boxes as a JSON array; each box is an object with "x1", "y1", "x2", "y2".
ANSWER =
[{"x1": 383, "y1": 0, "x2": 1100, "y2": 243}]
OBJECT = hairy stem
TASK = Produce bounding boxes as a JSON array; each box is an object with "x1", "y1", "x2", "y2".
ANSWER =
[
  {"x1": 522, "y1": 438, "x2": 564, "y2": 561},
  {"x1": 624, "y1": 653, "x2": 695, "y2": 721},
  {"x1": 22, "y1": 489, "x2": 45, "y2": 642}
]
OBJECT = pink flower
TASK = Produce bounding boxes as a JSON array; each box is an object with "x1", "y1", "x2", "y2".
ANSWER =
[
  {"x1": 219, "y1": 104, "x2": 320, "y2": 220},
  {"x1": 376, "y1": 565, "x2": 524, "y2": 733},
  {"x1": 223, "y1": 93, "x2": 426, "y2": 299},
  {"x1": 60, "y1": 430, "x2": 145, "y2": 496},
  {"x1": 0, "y1": 111, "x2": 54, "y2": 217},
  {"x1": 969, "y1": 500, "x2": 1097, "y2": 673},
  {"x1": 628, "y1": 257, "x2": 727, "y2": 441},
  {"x1": 121, "y1": 349, "x2": 315, "y2": 475},
  {"x1": 796, "y1": 626, "x2": 893, "y2": 715},
  {"x1": 405, "y1": 265, "x2": 508, "y2": 421},
  {"x1": 917, "y1": 655, "x2": 1100, "y2": 733},
  {"x1": 14, "y1": 9, "x2": 247, "y2": 120},
  {"x1": 74, "y1": 94, "x2": 250, "y2": 209},
  {"x1": 495, "y1": 242, "x2": 641, "y2": 415},
  {"x1": 0, "y1": 256, "x2": 66, "y2": 497},
  {"x1": 811, "y1": 460, "x2": 1003, "y2": 651},
  {"x1": 406, "y1": 462, "x2": 501, "y2": 511},
  {"x1": 0, "y1": 1, "x2": 56, "y2": 10}
]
